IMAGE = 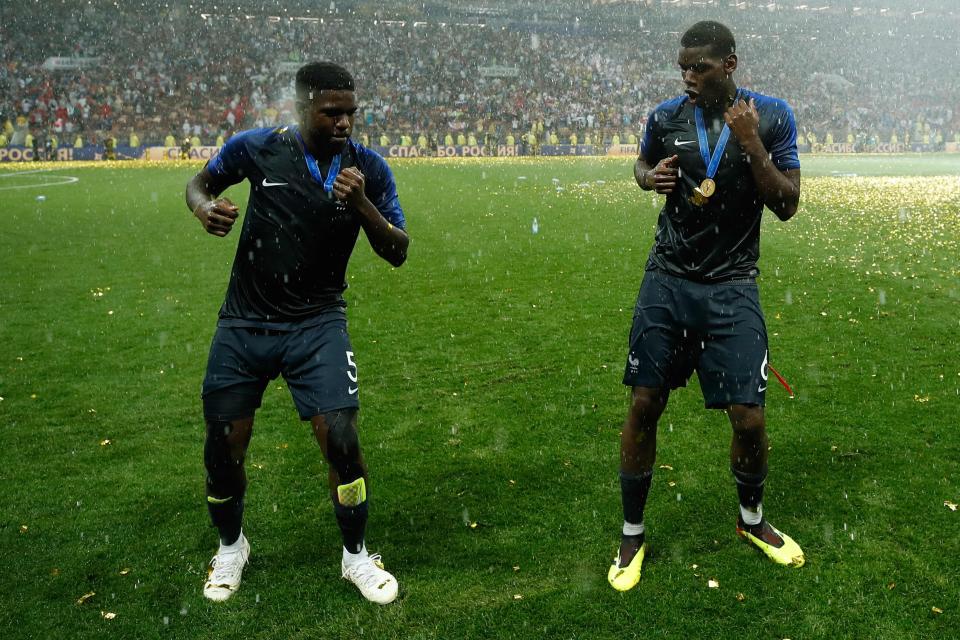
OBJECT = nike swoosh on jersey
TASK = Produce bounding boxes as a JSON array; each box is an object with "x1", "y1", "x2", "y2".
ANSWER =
[
  {"x1": 673, "y1": 139, "x2": 696, "y2": 147},
  {"x1": 261, "y1": 179, "x2": 289, "y2": 187},
  {"x1": 348, "y1": 386, "x2": 359, "y2": 395},
  {"x1": 758, "y1": 385, "x2": 767, "y2": 392}
]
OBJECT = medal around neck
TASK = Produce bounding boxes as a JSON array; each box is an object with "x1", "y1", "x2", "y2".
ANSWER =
[
  {"x1": 692, "y1": 88, "x2": 740, "y2": 204},
  {"x1": 689, "y1": 188, "x2": 708, "y2": 207}
]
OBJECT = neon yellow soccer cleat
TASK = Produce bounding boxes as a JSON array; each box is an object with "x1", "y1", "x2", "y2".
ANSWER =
[
  {"x1": 736, "y1": 519, "x2": 805, "y2": 568},
  {"x1": 607, "y1": 543, "x2": 647, "y2": 591}
]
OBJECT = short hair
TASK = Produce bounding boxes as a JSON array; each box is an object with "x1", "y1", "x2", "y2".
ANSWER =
[
  {"x1": 680, "y1": 21, "x2": 736, "y2": 58},
  {"x1": 295, "y1": 62, "x2": 355, "y2": 100}
]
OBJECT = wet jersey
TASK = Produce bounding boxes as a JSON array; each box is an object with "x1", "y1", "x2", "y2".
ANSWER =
[
  {"x1": 207, "y1": 126, "x2": 406, "y2": 328},
  {"x1": 640, "y1": 88, "x2": 799, "y2": 282}
]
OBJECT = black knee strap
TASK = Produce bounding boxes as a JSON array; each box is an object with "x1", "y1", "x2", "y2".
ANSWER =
[
  {"x1": 324, "y1": 409, "x2": 362, "y2": 482},
  {"x1": 731, "y1": 466, "x2": 768, "y2": 487}
]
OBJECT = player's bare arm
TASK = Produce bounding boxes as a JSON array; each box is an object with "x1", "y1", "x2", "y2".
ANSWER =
[
  {"x1": 724, "y1": 98, "x2": 800, "y2": 221},
  {"x1": 186, "y1": 166, "x2": 239, "y2": 237},
  {"x1": 333, "y1": 166, "x2": 409, "y2": 267},
  {"x1": 635, "y1": 153, "x2": 680, "y2": 193}
]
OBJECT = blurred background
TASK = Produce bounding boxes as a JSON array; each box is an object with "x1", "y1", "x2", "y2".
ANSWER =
[{"x1": 1, "y1": 0, "x2": 958, "y2": 157}]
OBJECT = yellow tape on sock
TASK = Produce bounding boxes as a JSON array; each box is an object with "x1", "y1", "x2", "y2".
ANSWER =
[{"x1": 337, "y1": 477, "x2": 366, "y2": 507}]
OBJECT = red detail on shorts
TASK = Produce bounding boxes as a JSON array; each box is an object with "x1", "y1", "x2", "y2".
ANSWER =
[{"x1": 767, "y1": 364, "x2": 794, "y2": 397}]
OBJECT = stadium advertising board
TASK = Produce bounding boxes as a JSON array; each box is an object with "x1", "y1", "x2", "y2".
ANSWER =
[
  {"x1": 370, "y1": 145, "x2": 522, "y2": 158},
  {"x1": 540, "y1": 145, "x2": 597, "y2": 156},
  {"x1": 40, "y1": 56, "x2": 101, "y2": 70},
  {"x1": 606, "y1": 144, "x2": 640, "y2": 157},
  {"x1": 435, "y1": 145, "x2": 520, "y2": 157},
  {"x1": 0, "y1": 146, "x2": 131, "y2": 162},
  {"x1": 143, "y1": 146, "x2": 221, "y2": 161},
  {"x1": 1, "y1": 142, "x2": 954, "y2": 162}
]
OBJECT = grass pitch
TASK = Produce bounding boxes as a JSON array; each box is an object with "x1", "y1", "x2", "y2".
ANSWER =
[{"x1": 1, "y1": 155, "x2": 958, "y2": 639}]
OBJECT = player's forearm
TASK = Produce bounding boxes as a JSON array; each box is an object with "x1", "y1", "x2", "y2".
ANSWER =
[
  {"x1": 740, "y1": 140, "x2": 799, "y2": 221},
  {"x1": 355, "y1": 199, "x2": 409, "y2": 267},
  {"x1": 634, "y1": 157, "x2": 654, "y2": 190},
  {"x1": 185, "y1": 173, "x2": 221, "y2": 215}
]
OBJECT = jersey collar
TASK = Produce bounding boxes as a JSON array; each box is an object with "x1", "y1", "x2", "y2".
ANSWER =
[{"x1": 294, "y1": 127, "x2": 342, "y2": 194}]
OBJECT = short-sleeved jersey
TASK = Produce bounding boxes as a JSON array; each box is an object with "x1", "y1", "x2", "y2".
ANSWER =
[
  {"x1": 207, "y1": 126, "x2": 406, "y2": 328},
  {"x1": 640, "y1": 88, "x2": 799, "y2": 282}
]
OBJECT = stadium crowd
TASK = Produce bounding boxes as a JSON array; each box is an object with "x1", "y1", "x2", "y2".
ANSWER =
[{"x1": 1, "y1": 1, "x2": 958, "y2": 153}]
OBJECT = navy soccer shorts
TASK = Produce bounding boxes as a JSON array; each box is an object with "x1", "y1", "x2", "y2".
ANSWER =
[
  {"x1": 202, "y1": 310, "x2": 360, "y2": 421},
  {"x1": 622, "y1": 269, "x2": 769, "y2": 408}
]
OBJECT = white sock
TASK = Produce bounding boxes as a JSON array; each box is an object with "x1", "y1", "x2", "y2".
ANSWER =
[
  {"x1": 622, "y1": 521, "x2": 645, "y2": 537},
  {"x1": 740, "y1": 504, "x2": 763, "y2": 526},
  {"x1": 342, "y1": 545, "x2": 369, "y2": 566},
  {"x1": 219, "y1": 531, "x2": 245, "y2": 554}
]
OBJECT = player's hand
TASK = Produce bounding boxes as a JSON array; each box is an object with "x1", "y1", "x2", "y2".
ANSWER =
[
  {"x1": 332, "y1": 167, "x2": 367, "y2": 207},
  {"x1": 648, "y1": 154, "x2": 680, "y2": 193},
  {"x1": 724, "y1": 98, "x2": 761, "y2": 145},
  {"x1": 195, "y1": 198, "x2": 239, "y2": 237}
]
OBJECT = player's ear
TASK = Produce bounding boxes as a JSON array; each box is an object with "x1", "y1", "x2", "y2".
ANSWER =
[{"x1": 724, "y1": 53, "x2": 738, "y2": 75}]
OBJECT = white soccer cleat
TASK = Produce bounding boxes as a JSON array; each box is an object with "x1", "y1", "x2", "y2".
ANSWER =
[
  {"x1": 341, "y1": 553, "x2": 398, "y2": 604},
  {"x1": 203, "y1": 535, "x2": 250, "y2": 602}
]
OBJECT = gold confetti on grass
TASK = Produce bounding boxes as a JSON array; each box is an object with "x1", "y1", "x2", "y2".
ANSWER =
[
  {"x1": 736, "y1": 592, "x2": 745, "y2": 602},
  {"x1": 77, "y1": 591, "x2": 95, "y2": 605},
  {"x1": 513, "y1": 594, "x2": 523, "y2": 601},
  {"x1": 100, "y1": 439, "x2": 111, "y2": 446},
  {"x1": 708, "y1": 579, "x2": 720, "y2": 589},
  {"x1": 788, "y1": 176, "x2": 960, "y2": 284},
  {"x1": 945, "y1": 501, "x2": 958, "y2": 512},
  {"x1": 19, "y1": 525, "x2": 28, "y2": 533},
  {"x1": 101, "y1": 611, "x2": 116, "y2": 620},
  {"x1": 119, "y1": 568, "x2": 130, "y2": 576},
  {"x1": 932, "y1": 607, "x2": 943, "y2": 615}
]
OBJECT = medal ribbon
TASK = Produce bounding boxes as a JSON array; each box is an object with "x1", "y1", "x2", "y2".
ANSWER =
[
  {"x1": 295, "y1": 129, "x2": 341, "y2": 194},
  {"x1": 694, "y1": 88, "x2": 741, "y2": 180}
]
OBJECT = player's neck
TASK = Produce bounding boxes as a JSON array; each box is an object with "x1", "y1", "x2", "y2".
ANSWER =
[
  {"x1": 304, "y1": 140, "x2": 336, "y2": 163},
  {"x1": 298, "y1": 131, "x2": 339, "y2": 163},
  {"x1": 700, "y1": 82, "x2": 739, "y2": 114}
]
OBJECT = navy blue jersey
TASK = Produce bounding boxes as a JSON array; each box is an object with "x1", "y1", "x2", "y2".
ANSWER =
[
  {"x1": 640, "y1": 88, "x2": 799, "y2": 282},
  {"x1": 206, "y1": 126, "x2": 405, "y2": 327}
]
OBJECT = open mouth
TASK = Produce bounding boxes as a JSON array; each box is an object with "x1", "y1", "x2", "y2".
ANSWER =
[{"x1": 684, "y1": 89, "x2": 699, "y2": 103}]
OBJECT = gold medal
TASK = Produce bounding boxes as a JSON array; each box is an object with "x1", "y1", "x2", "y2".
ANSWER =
[
  {"x1": 699, "y1": 178, "x2": 716, "y2": 197},
  {"x1": 689, "y1": 188, "x2": 708, "y2": 207}
]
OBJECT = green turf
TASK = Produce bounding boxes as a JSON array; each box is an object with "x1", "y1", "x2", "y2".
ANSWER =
[{"x1": 1, "y1": 154, "x2": 958, "y2": 639}]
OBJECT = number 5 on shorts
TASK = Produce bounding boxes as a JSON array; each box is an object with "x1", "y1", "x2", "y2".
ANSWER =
[{"x1": 346, "y1": 351, "x2": 359, "y2": 395}]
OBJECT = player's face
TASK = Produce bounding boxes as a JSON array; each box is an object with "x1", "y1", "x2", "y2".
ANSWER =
[
  {"x1": 677, "y1": 46, "x2": 736, "y2": 108},
  {"x1": 299, "y1": 89, "x2": 357, "y2": 155}
]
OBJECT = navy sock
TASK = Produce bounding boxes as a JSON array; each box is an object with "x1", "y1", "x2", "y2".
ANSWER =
[
  {"x1": 732, "y1": 466, "x2": 767, "y2": 512},
  {"x1": 208, "y1": 496, "x2": 244, "y2": 546},
  {"x1": 333, "y1": 500, "x2": 368, "y2": 554},
  {"x1": 620, "y1": 469, "x2": 654, "y2": 527}
]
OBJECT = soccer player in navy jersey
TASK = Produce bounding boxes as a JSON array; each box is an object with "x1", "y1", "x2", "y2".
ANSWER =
[
  {"x1": 186, "y1": 62, "x2": 409, "y2": 604},
  {"x1": 608, "y1": 22, "x2": 804, "y2": 591}
]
